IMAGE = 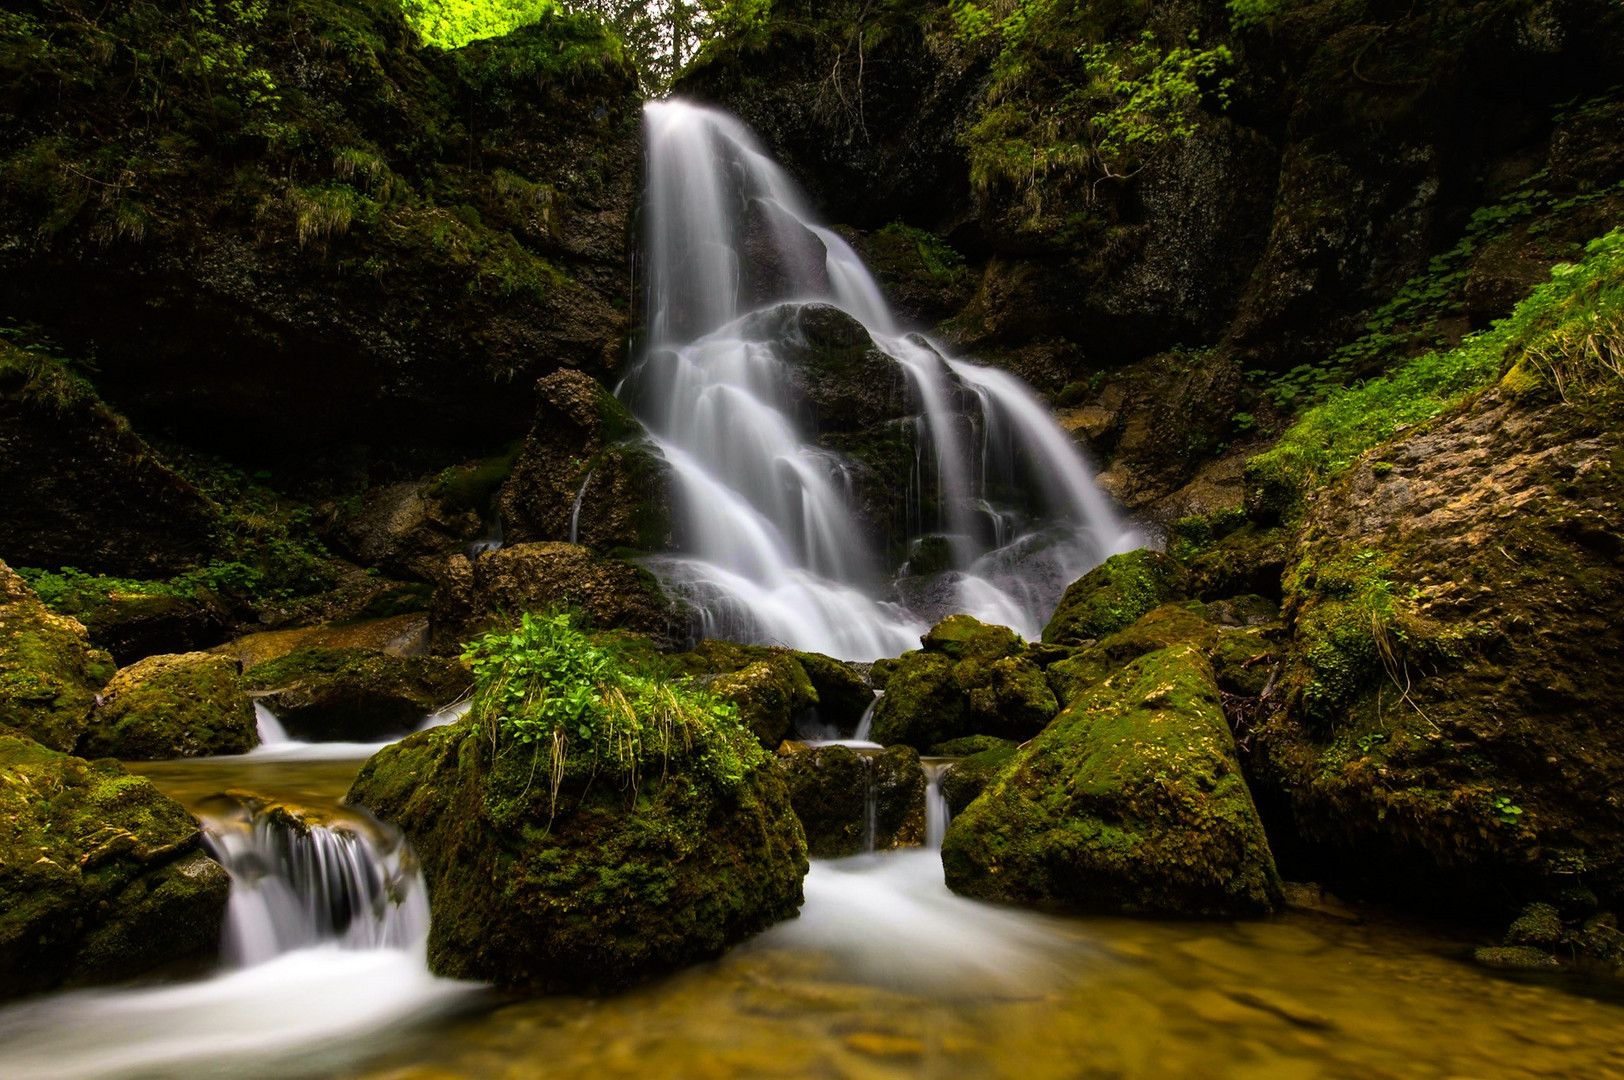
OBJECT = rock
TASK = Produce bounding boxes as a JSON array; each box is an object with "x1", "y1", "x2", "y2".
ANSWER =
[
  {"x1": 213, "y1": 613, "x2": 431, "y2": 670},
  {"x1": 0, "y1": 342, "x2": 220, "y2": 577},
  {"x1": 776, "y1": 743, "x2": 870, "y2": 857},
  {"x1": 871, "y1": 745, "x2": 927, "y2": 849},
  {"x1": 1505, "y1": 902, "x2": 1565, "y2": 948},
  {"x1": 0, "y1": 732, "x2": 230, "y2": 998},
  {"x1": 871, "y1": 614, "x2": 1057, "y2": 750},
  {"x1": 671, "y1": 639, "x2": 875, "y2": 738},
  {"x1": 0, "y1": 560, "x2": 115, "y2": 751},
  {"x1": 1473, "y1": 945, "x2": 1562, "y2": 971},
  {"x1": 942, "y1": 643, "x2": 1281, "y2": 916},
  {"x1": 244, "y1": 648, "x2": 471, "y2": 742},
  {"x1": 939, "y1": 742, "x2": 1019, "y2": 817},
  {"x1": 78, "y1": 652, "x2": 257, "y2": 760},
  {"x1": 61, "y1": 591, "x2": 234, "y2": 667},
  {"x1": 711, "y1": 654, "x2": 817, "y2": 749},
  {"x1": 497, "y1": 370, "x2": 675, "y2": 554},
  {"x1": 1250, "y1": 392, "x2": 1624, "y2": 911},
  {"x1": 1043, "y1": 549, "x2": 1189, "y2": 647},
  {"x1": 428, "y1": 542, "x2": 677, "y2": 654},
  {"x1": 326, "y1": 474, "x2": 494, "y2": 583},
  {"x1": 1046, "y1": 602, "x2": 1277, "y2": 706},
  {"x1": 347, "y1": 715, "x2": 806, "y2": 992}
]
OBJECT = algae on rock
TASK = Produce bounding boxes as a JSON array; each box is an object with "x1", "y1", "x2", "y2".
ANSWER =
[
  {"x1": 79, "y1": 652, "x2": 257, "y2": 760},
  {"x1": 943, "y1": 643, "x2": 1281, "y2": 916},
  {"x1": 0, "y1": 559, "x2": 114, "y2": 752}
]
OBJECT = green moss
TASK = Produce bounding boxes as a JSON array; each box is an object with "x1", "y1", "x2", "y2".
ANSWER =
[
  {"x1": 942, "y1": 643, "x2": 1280, "y2": 916},
  {"x1": 711, "y1": 655, "x2": 817, "y2": 749},
  {"x1": 78, "y1": 652, "x2": 257, "y2": 760},
  {"x1": 1042, "y1": 549, "x2": 1188, "y2": 646},
  {"x1": 246, "y1": 647, "x2": 471, "y2": 742},
  {"x1": 939, "y1": 743, "x2": 1019, "y2": 816},
  {"x1": 775, "y1": 744, "x2": 869, "y2": 856},
  {"x1": 0, "y1": 563, "x2": 112, "y2": 752},
  {"x1": 870, "y1": 652, "x2": 966, "y2": 749}
]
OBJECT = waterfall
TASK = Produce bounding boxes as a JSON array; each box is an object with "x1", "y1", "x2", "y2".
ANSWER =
[
  {"x1": 253, "y1": 700, "x2": 290, "y2": 745},
  {"x1": 626, "y1": 101, "x2": 1137, "y2": 660},
  {"x1": 923, "y1": 761, "x2": 951, "y2": 850}
]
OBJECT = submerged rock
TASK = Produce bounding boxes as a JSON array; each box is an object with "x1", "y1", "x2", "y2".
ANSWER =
[
  {"x1": 0, "y1": 732, "x2": 230, "y2": 998},
  {"x1": 498, "y1": 370, "x2": 675, "y2": 554},
  {"x1": 0, "y1": 560, "x2": 115, "y2": 752},
  {"x1": 244, "y1": 647, "x2": 471, "y2": 742},
  {"x1": 348, "y1": 716, "x2": 806, "y2": 992},
  {"x1": 78, "y1": 652, "x2": 257, "y2": 760},
  {"x1": 429, "y1": 542, "x2": 676, "y2": 654},
  {"x1": 870, "y1": 614, "x2": 1057, "y2": 749},
  {"x1": 942, "y1": 643, "x2": 1281, "y2": 916}
]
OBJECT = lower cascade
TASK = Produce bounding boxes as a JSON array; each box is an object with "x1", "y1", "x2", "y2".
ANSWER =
[
  {"x1": 0, "y1": 799, "x2": 473, "y2": 1080},
  {"x1": 626, "y1": 101, "x2": 1139, "y2": 658}
]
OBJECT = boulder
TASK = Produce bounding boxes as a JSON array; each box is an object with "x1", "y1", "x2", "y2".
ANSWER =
[
  {"x1": 870, "y1": 614, "x2": 1057, "y2": 750},
  {"x1": 711, "y1": 654, "x2": 817, "y2": 749},
  {"x1": 939, "y1": 741, "x2": 1019, "y2": 817},
  {"x1": 942, "y1": 643, "x2": 1281, "y2": 916},
  {"x1": 326, "y1": 475, "x2": 493, "y2": 583},
  {"x1": 675, "y1": 639, "x2": 875, "y2": 743},
  {"x1": 244, "y1": 648, "x2": 471, "y2": 742},
  {"x1": 429, "y1": 542, "x2": 676, "y2": 654},
  {"x1": 348, "y1": 714, "x2": 806, "y2": 992},
  {"x1": 1042, "y1": 549, "x2": 1188, "y2": 647},
  {"x1": 1252, "y1": 392, "x2": 1624, "y2": 911},
  {"x1": 1045, "y1": 601, "x2": 1275, "y2": 706},
  {"x1": 78, "y1": 652, "x2": 257, "y2": 760},
  {"x1": 61, "y1": 591, "x2": 234, "y2": 667},
  {"x1": 775, "y1": 743, "x2": 869, "y2": 857},
  {"x1": 0, "y1": 732, "x2": 230, "y2": 998},
  {"x1": 870, "y1": 745, "x2": 927, "y2": 849},
  {"x1": 0, "y1": 560, "x2": 115, "y2": 751},
  {"x1": 497, "y1": 370, "x2": 675, "y2": 554}
]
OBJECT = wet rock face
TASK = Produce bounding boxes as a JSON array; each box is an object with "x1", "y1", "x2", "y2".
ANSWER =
[
  {"x1": 0, "y1": 560, "x2": 115, "y2": 752},
  {"x1": 328, "y1": 480, "x2": 492, "y2": 585},
  {"x1": 0, "y1": 3, "x2": 642, "y2": 480},
  {"x1": 1252, "y1": 392, "x2": 1624, "y2": 911},
  {"x1": 0, "y1": 347, "x2": 219, "y2": 578},
  {"x1": 244, "y1": 647, "x2": 471, "y2": 742},
  {"x1": 429, "y1": 542, "x2": 678, "y2": 654},
  {"x1": 775, "y1": 743, "x2": 925, "y2": 856},
  {"x1": 498, "y1": 370, "x2": 675, "y2": 554},
  {"x1": 942, "y1": 643, "x2": 1281, "y2": 917},
  {"x1": 78, "y1": 652, "x2": 257, "y2": 760},
  {"x1": 0, "y1": 732, "x2": 230, "y2": 999},
  {"x1": 348, "y1": 717, "x2": 807, "y2": 993}
]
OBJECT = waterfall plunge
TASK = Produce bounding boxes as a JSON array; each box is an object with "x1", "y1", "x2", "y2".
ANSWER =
[{"x1": 624, "y1": 101, "x2": 1137, "y2": 660}]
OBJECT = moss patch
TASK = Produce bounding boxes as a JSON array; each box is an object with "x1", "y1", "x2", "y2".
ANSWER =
[{"x1": 79, "y1": 652, "x2": 257, "y2": 760}]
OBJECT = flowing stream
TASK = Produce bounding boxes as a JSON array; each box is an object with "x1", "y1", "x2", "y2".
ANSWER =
[{"x1": 621, "y1": 101, "x2": 1139, "y2": 658}]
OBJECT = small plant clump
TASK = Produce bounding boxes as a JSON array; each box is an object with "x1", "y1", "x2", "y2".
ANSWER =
[{"x1": 461, "y1": 611, "x2": 759, "y2": 816}]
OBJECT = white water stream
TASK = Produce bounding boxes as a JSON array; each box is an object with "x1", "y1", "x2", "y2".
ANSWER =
[{"x1": 623, "y1": 101, "x2": 1138, "y2": 659}]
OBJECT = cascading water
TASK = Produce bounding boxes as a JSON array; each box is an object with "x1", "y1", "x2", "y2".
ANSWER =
[
  {"x1": 0, "y1": 800, "x2": 473, "y2": 1080},
  {"x1": 621, "y1": 101, "x2": 1139, "y2": 660}
]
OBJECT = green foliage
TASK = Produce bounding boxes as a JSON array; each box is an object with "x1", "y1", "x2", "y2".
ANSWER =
[
  {"x1": 1245, "y1": 228, "x2": 1624, "y2": 521},
  {"x1": 953, "y1": 0, "x2": 1234, "y2": 218},
  {"x1": 1492, "y1": 794, "x2": 1524, "y2": 825},
  {"x1": 462, "y1": 611, "x2": 759, "y2": 815},
  {"x1": 878, "y1": 221, "x2": 965, "y2": 279},
  {"x1": 400, "y1": 0, "x2": 560, "y2": 48}
]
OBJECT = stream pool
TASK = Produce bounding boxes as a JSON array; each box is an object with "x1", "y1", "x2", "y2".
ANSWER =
[{"x1": 3, "y1": 752, "x2": 1621, "y2": 1080}]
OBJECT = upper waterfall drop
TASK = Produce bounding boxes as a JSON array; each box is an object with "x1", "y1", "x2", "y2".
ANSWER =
[{"x1": 624, "y1": 99, "x2": 1138, "y2": 660}]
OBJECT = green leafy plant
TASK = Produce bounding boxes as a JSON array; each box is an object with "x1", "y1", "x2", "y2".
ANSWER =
[{"x1": 1492, "y1": 794, "x2": 1524, "y2": 825}]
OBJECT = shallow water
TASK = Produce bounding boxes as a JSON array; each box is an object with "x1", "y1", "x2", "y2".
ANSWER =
[{"x1": 16, "y1": 756, "x2": 1612, "y2": 1080}]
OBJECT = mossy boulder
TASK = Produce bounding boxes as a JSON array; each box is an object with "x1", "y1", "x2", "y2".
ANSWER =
[
  {"x1": 347, "y1": 716, "x2": 806, "y2": 992},
  {"x1": 0, "y1": 560, "x2": 114, "y2": 751},
  {"x1": 939, "y1": 742, "x2": 1020, "y2": 817},
  {"x1": 78, "y1": 652, "x2": 257, "y2": 759},
  {"x1": 1251, "y1": 393, "x2": 1624, "y2": 914},
  {"x1": 870, "y1": 615, "x2": 1058, "y2": 750},
  {"x1": 775, "y1": 743, "x2": 870, "y2": 857},
  {"x1": 711, "y1": 654, "x2": 817, "y2": 748},
  {"x1": 245, "y1": 648, "x2": 471, "y2": 742},
  {"x1": 1042, "y1": 549, "x2": 1189, "y2": 647},
  {"x1": 62, "y1": 591, "x2": 234, "y2": 667},
  {"x1": 429, "y1": 542, "x2": 677, "y2": 654},
  {"x1": 0, "y1": 732, "x2": 230, "y2": 998},
  {"x1": 672, "y1": 639, "x2": 874, "y2": 738},
  {"x1": 942, "y1": 643, "x2": 1281, "y2": 916}
]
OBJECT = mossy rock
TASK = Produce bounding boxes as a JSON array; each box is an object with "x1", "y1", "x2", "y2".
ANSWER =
[
  {"x1": 1184, "y1": 525, "x2": 1291, "y2": 602},
  {"x1": 1046, "y1": 602, "x2": 1215, "y2": 705},
  {"x1": 68, "y1": 592, "x2": 234, "y2": 667},
  {"x1": 930, "y1": 735, "x2": 1017, "y2": 757},
  {"x1": 922, "y1": 614, "x2": 1022, "y2": 663},
  {"x1": 0, "y1": 731, "x2": 230, "y2": 998},
  {"x1": 78, "y1": 652, "x2": 257, "y2": 760},
  {"x1": 711, "y1": 654, "x2": 817, "y2": 749},
  {"x1": 942, "y1": 644, "x2": 1281, "y2": 916},
  {"x1": 674, "y1": 640, "x2": 873, "y2": 735},
  {"x1": 940, "y1": 743, "x2": 1019, "y2": 817},
  {"x1": 0, "y1": 561, "x2": 115, "y2": 752},
  {"x1": 871, "y1": 745, "x2": 926, "y2": 850},
  {"x1": 245, "y1": 647, "x2": 471, "y2": 742},
  {"x1": 1042, "y1": 549, "x2": 1189, "y2": 647},
  {"x1": 775, "y1": 743, "x2": 870, "y2": 857},
  {"x1": 964, "y1": 655, "x2": 1058, "y2": 740},
  {"x1": 869, "y1": 652, "x2": 967, "y2": 750},
  {"x1": 347, "y1": 717, "x2": 807, "y2": 992}
]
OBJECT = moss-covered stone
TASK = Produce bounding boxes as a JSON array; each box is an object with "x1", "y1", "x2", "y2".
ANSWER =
[
  {"x1": 78, "y1": 652, "x2": 256, "y2": 760},
  {"x1": 711, "y1": 654, "x2": 817, "y2": 749},
  {"x1": 964, "y1": 655, "x2": 1058, "y2": 739},
  {"x1": 775, "y1": 743, "x2": 869, "y2": 857},
  {"x1": 245, "y1": 648, "x2": 471, "y2": 742},
  {"x1": 0, "y1": 560, "x2": 114, "y2": 751},
  {"x1": 0, "y1": 731, "x2": 229, "y2": 998},
  {"x1": 942, "y1": 644, "x2": 1281, "y2": 916},
  {"x1": 872, "y1": 745, "x2": 926, "y2": 850},
  {"x1": 930, "y1": 735, "x2": 1018, "y2": 757},
  {"x1": 869, "y1": 652, "x2": 967, "y2": 750},
  {"x1": 940, "y1": 742, "x2": 1019, "y2": 817},
  {"x1": 347, "y1": 716, "x2": 806, "y2": 992},
  {"x1": 1042, "y1": 549, "x2": 1189, "y2": 647},
  {"x1": 672, "y1": 639, "x2": 874, "y2": 736}
]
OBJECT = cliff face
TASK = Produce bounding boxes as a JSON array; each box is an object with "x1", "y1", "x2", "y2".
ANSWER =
[
  {"x1": 0, "y1": 0, "x2": 642, "y2": 484},
  {"x1": 678, "y1": 0, "x2": 1624, "y2": 391}
]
